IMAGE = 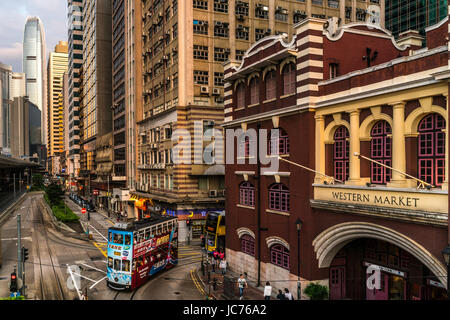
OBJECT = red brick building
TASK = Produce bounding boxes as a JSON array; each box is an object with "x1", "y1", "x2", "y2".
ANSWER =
[{"x1": 223, "y1": 13, "x2": 450, "y2": 300}]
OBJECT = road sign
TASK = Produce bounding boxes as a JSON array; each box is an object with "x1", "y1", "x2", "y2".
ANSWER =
[{"x1": 81, "y1": 208, "x2": 86, "y2": 214}]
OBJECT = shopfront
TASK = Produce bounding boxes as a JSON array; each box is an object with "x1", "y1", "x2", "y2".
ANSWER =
[{"x1": 329, "y1": 238, "x2": 447, "y2": 300}]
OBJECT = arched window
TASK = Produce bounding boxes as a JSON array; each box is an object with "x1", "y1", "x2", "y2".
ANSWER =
[
  {"x1": 418, "y1": 113, "x2": 445, "y2": 186},
  {"x1": 270, "y1": 244, "x2": 290, "y2": 270},
  {"x1": 282, "y1": 63, "x2": 296, "y2": 95},
  {"x1": 269, "y1": 183, "x2": 289, "y2": 212},
  {"x1": 249, "y1": 77, "x2": 259, "y2": 105},
  {"x1": 268, "y1": 128, "x2": 290, "y2": 155},
  {"x1": 265, "y1": 70, "x2": 277, "y2": 100},
  {"x1": 371, "y1": 121, "x2": 392, "y2": 184},
  {"x1": 236, "y1": 82, "x2": 245, "y2": 108},
  {"x1": 241, "y1": 235, "x2": 255, "y2": 256},
  {"x1": 239, "y1": 182, "x2": 255, "y2": 207},
  {"x1": 333, "y1": 126, "x2": 349, "y2": 182}
]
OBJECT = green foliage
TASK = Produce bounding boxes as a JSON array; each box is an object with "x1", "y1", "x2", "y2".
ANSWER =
[
  {"x1": 0, "y1": 296, "x2": 25, "y2": 300},
  {"x1": 45, "y1": 183, "x2": 64, "y2": 206},
  {"x1": 32, "y1": 174, "x2": 43, "y2": 188},
  {"x1": 304, "y1": 282, "x2": 329, "y2": 300},
  {"x1": 51, "y1": 203, "x2": 79, "y2": 222}
]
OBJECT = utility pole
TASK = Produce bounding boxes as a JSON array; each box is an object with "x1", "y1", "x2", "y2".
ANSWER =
[
  {"x1": 17, "y1": 214, "x2": 22, "y2": 295},
  {"x1": 107, "y1": 175, "x2": 110, "y2": 216},
  {"x1": 13, "y1": 173, "x2": 16, "y2": 199}
]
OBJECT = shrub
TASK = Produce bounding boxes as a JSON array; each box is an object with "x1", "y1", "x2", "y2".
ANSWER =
[
  {"x1": 304, "y1": 282, "x2": 329, "y2": 300},
  {"x1": 51, "y1": 204, "x2": 79, "y2": 223}
]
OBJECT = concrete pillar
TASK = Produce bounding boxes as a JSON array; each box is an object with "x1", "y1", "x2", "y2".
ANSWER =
[
  {"x1": 389, "y1": 102, "x2": 407, "y2": 187},
  {"x1": 348, "y1": 110, "x2": 361, "y2": 184},
  {"x1": 340, "y1": 0, "x2": 346, "y2": 24},
  {"x1": 315, "y1": 115, "x2": 325, "y2": 183},
  {"x1": 306, "y1": 0, "x2": 312, "y2": 17},
  {"x1": 351, "y1": 0, "x2": 356, "y2": 22},
  {"x1": 379, "y1": 0, "x2": 385, "y2": 28}
]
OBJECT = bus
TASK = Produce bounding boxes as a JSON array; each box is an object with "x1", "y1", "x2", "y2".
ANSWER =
[
  {"x1": 204, "y1": 211, "x2": 225, "y2": 255},
  {"x1": 106, "y1": 215, "x2": 178, "y2": 291}
]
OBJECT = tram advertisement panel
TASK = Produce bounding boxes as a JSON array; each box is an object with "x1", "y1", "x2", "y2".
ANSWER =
[
  {"x1": 107, "y1": 230, "x2": 133, "y2": 286},
  {"x1": 149, "y1": 227, "x2": 178, "y2": 276}
]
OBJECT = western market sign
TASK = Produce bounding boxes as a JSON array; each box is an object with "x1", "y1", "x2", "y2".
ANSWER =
[{"x1": 313, "y1": 184, "x2": 448, "y2": 214}]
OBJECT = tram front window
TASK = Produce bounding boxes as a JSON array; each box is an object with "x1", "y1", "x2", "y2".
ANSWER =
[
  {"x1": 113, "y1": 233, "x2": 123, "y2": 245},
  {"x1": 114, "y1": 259, "x2": 121, "y2": 271},
  {"x1": 125, "y1": 234, "x2": 131, "y2": 245},
  {"x1": 108, "y1": 257, "x2": 113, "y2": 268},
  {"x1": 122, "y1": 260, "x2": 130, "y2": 272}
]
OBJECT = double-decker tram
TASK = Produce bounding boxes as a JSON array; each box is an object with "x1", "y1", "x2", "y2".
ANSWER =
[
  {"x1": 106, "y1": 215, "x2": 178, "y2": 291},
  {"x1": 204, "y1": 210, "x2": 225, "y2": 255}
]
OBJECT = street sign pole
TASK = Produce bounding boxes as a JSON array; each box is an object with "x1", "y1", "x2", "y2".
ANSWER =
[{"x1": 17, "y1": 214, "x2": 22, "y2": 295}]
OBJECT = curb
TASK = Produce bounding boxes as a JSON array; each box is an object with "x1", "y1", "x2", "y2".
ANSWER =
[
  {"x1": 195, "y1": 267, "x2": 219, "y2": 300},
  {"x1": 0, "y1": 192, "x2": 28, "y2": 225}
]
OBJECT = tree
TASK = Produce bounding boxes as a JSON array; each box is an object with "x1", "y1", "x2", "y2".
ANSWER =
[
  {"x1": 304, "y1": 282, "x2": 329, "y2": 300},
  {"x1": 32, "y1": 174, "x2": 44, "y2": 189},
  {"x1": 46, "y1": 183, "x2": 64, "y2": 205}
]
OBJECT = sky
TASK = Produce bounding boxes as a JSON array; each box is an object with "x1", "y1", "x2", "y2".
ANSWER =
[{"x1": 0, "y1": 0, "x2": 67, "y2": 73}]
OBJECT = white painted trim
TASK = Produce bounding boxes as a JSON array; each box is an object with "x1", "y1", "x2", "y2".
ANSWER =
[
  {"x1": 266, "y1": 236, "x2": 290, "y2": 250},
  {"x1": 237, "y1": 227, "x2": 255, "y2": 239},
  {"x1": 298, "y1": 60, "x2": 323, "y2": 70},
  {"x1": 298, "y1": 47, "x2": 323, "y2": 57},
  {"x1": 425, "y1": 16, "x2": 448, "y2": 32}
]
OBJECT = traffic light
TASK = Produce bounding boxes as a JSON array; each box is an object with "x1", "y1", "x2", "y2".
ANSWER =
[
  {"x1": 10, "y1": 272, "x2": 17, "y2": 292},
  {"x1": 186, "y1": 220, "x2": 191, "y2": 228},
  {"x1": 22, "y1": 247, "x2": 29, "y2": 262}
]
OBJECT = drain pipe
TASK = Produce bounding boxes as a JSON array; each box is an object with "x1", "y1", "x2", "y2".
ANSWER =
[{"x1": 257, "y1": 123, "x2": 261, "y2": 287}]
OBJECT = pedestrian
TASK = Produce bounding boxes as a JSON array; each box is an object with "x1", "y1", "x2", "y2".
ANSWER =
[
  {"x1": 237, "y1": 274, "x2": 247, "y2": 300},
  {"x1": 264, "y1": 281, "x2": 272, "y2": 300},
  {"x1": 219, "y1": 258, "x2": 227, "y2": 275},
  {"x1": 213, "y1": 250, "x2": 220, "y2": 272},
  {"x1": 277, "y1": 289, "x2": 287, "y2": 300},
  {"x1": 284, "y1": 288, "x2": 293, "y2": 300}
]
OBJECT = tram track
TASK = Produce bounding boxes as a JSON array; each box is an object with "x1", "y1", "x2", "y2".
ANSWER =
[{"x1": 31, "y1": 198, "x2": 66, "y2": 300}]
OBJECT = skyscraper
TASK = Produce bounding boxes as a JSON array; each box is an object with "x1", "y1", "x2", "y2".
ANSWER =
[
  {"x1": 0, "y1": 62, "x2": 12, "y2": 155},
  {"x1": 9, "y1": 72, "x2": 26, "y2": 99},
  {"x1": 67, "y1": 0, "x2": 83, "y2": 180},
  {"x1": 47, "y1": 41, "x2": 68, "y2": 175},
  {"x1": 23, "y1": 17, "x2": 46, "y2": 146}
]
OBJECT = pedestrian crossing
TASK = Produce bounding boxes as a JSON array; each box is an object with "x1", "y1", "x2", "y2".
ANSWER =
[{"x1": 178, "y1": 244, "x2": 204, "y2": 267}]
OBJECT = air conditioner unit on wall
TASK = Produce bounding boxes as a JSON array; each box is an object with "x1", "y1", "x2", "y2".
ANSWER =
[
  {"x1": 209, "y1": 190, "x2": 218, "y2": 197},
  {"x1": 200, "y1": 86, "x2": 210, "y2": 94},
  {"x1": 212, "y1": 88, "x2": 220, "y2": 96}
]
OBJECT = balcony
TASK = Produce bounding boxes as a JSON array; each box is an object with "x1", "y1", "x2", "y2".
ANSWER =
[
  {"x1": 137, "y1": 163, "x2": 166, "y2": 170},
  {"x1": 311, "y1": 184, "x2": 448, "y2": 227}
]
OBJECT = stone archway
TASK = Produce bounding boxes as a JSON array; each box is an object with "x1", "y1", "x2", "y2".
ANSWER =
[{"x1": 312, "y1": 222, "x2": 447, "y2": 288}]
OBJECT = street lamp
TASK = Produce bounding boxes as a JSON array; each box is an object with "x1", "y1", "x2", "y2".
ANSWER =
[
  {"x1": 442, "y1": 245, "x2": 450, "y2": 300},
  {"x1": 296, "y1": 218, "x2": 303, "y2": 300}
]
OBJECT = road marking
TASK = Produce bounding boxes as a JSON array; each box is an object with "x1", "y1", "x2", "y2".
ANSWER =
[
  {"x1": 79, "y1": 263, "x2": 107, "y2": 274},
  {"x1": 89, "y1": 276, "x2": 107, "y2": 290},
  {"x1": 80, "y1": 221, "x2": 108, "y2": 242},
  {"x1": 190, "y1": 269, "x2": 206, "y2": 296},
  {"x1": 1, "y1": 237, "x2": 32, "y2": 241},
  {"x1": 93, "y1": 242, "x2": 108, "y2": 258},
  {"x1": 179, "y1": 252, "x2": 202, "y2": 256},
  {"x1": 73, "y1": 273, "x2": 97, "y2": 283}
]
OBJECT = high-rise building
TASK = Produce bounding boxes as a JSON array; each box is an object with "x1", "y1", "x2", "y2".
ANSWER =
[
  {"x1": 385, "y1": 0, "x2": 448, "y2": 38},
  {"x1": 67, "y1": 0, "x2": 83, "y2": 180},
  {"x1": 23, "y1": 17, "x2": 46, "y2": 144},
  {"x1": 134, "y1": 0, "x2": 385, "y2": 241},
  {"x1": 47, "y1": 41, "x2": 68, "y2": 175},
  {"x1": 0, "y1": 62, "x2": 12, "y2": 155},
  {"x1": 9, "y1": 72, "x2": 26, "y2": 99},
  {"x1": 10, "y1": 97, "x2": 41, "y2": 160},
  {"x1": 110, "y1": 0, "x2": 140, "y2": 214},
  {"x1": 79, "y1": 0, "x2": 113, "y2": 198}
]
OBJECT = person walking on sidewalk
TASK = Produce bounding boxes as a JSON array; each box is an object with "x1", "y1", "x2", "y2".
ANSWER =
[
  {"x1": 284, "y1": 288, "x2": 293, "y2": 300},
  {"x1": 264, "y1": 282, "x2": 272, "y2": 300},
  {"x1": 277, "y1": 289, "x2": 288, "y2": 300},
  {"x1": 237, "y1": 274, "x2": 247, "y2": 300},
  {"x1": 219, "y1": 258, "x2": 227, "y2": 275}
]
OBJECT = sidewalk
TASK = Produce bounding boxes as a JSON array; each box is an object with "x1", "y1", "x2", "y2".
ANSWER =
[{"x1": 196, "y1": 257, "x2": 277, "y2": 300}]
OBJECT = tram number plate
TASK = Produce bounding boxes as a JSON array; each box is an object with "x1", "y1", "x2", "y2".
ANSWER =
[{"x1": 114, "y1": 252, "x2": 121, "y2": 256}]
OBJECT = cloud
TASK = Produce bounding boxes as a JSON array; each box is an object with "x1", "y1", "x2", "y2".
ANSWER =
[{"x1": 0, "y1": 0, "x2": 67, "y2": 72}]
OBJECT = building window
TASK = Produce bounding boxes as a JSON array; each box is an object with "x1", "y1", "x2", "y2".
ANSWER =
[
  {"x1": 255, "y1": 5, "x2": 269, "y2": 19},
  {"x1": 282, "y1": 63, "x2": 296, "y2": 95},
  {"x1": 270, "y1": 244, "x2": 290, "y2": 270},
  {"x1": 269, "y1": 183, "x2": 289, "y2": 212},
  {"x1": 269, "y1": 128, "x2": 290, "y2": 155},
  {"x1": 356, "y1": 8, "x2": 367, "y2": 21},
  {"x1": 193, "y1": 20, "x2": 208, "y2": 34},
  {"x1": 249, "y1": 77, "x2": 259, "y2": 105},
  {"x1": 214, "y1": 0, "x2": 228, "y2": 12},
  {"x1": 328, "y1": 0, "x2": 339, "y2": 8},
  {"x1": 235, "y1": 1, "x2": 249, "y2": 16},
  {"x1": 418, "y1": 113, "x2": 445, "y2": 187},
  {"x1": 265, "y1": 70, "x2": 277, "y2": 100},
  {"x1": 239, "y1": 182, "x2": 255, "y2": 207},
  {"x1": 334, "y1": 126, "x2": 349, "y2": 182},
  {"x1": 214, "y1": 47, "x2": 230, "y2": 62},
  {"x1": 193, "y1": 45, "x2": 209, "y2": 60},
  {"x1": 275, "y1": 7, "x2": 288, "y2": 22},
  {"x1": 214, "y1": 22, "x2": 229, "y2": 37},
  {"x1": 236, "y1": 50, "x2": 245, "y2": 61},
  {"x1": 194, "y1": 70, "x2": 209, "y2": 84},
  {"x1": 371, "y1": 121, "x2": 392, "y2": 184},
  {"x1": 329, "y1": 63, "x2": 338, "y2": 79},
  {"x1": 214, "y1": 72, "x2": 224, "y2": 86},
  {"x1": 236, "y1": 25, "x2": 249, "y2": 40},
  {"x1": 241, "y1": 235, "x2": 255, "y2": 256},
  {"x1": 236, "y1": 82, "x2": 245, "y2": 108},
  {"x1": 193, "y1": 0, "x2": 208, "y2": 10}
]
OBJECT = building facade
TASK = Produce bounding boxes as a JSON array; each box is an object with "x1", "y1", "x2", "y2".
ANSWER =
[
  {"x1": 0, "y1": 63, "x2": 12, "y2": 155},
  {"x1": 47, "y1": 41, "x2": 69, "y2": 175},
  {"x1": 9, "y1": 72, "x2": 26, "y2": 99},
  {"x1": 385, "y1": 0, "x2": 448, "y2": 38},
  {"x1": 79, "y1": 0, "x2": 113, "y2": 200},
  {"x1": 67, "y1": 0, "x2": 83, "y2": 184},
  {"x1": 224, "y1": 13, "x2": 450, "y2": 300},
  {"x1": 23, "y1": 17, "x2": 46, "y2": 145}
]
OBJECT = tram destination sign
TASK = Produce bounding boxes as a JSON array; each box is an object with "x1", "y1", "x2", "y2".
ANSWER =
[{"x1": 314, "y1": 185, "x2": 447, "y2": 214}]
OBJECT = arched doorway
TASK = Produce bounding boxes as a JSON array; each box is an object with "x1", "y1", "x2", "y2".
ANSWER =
[{"x1": 313, "y1": 222, "x2": 447, "y2": 300}]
